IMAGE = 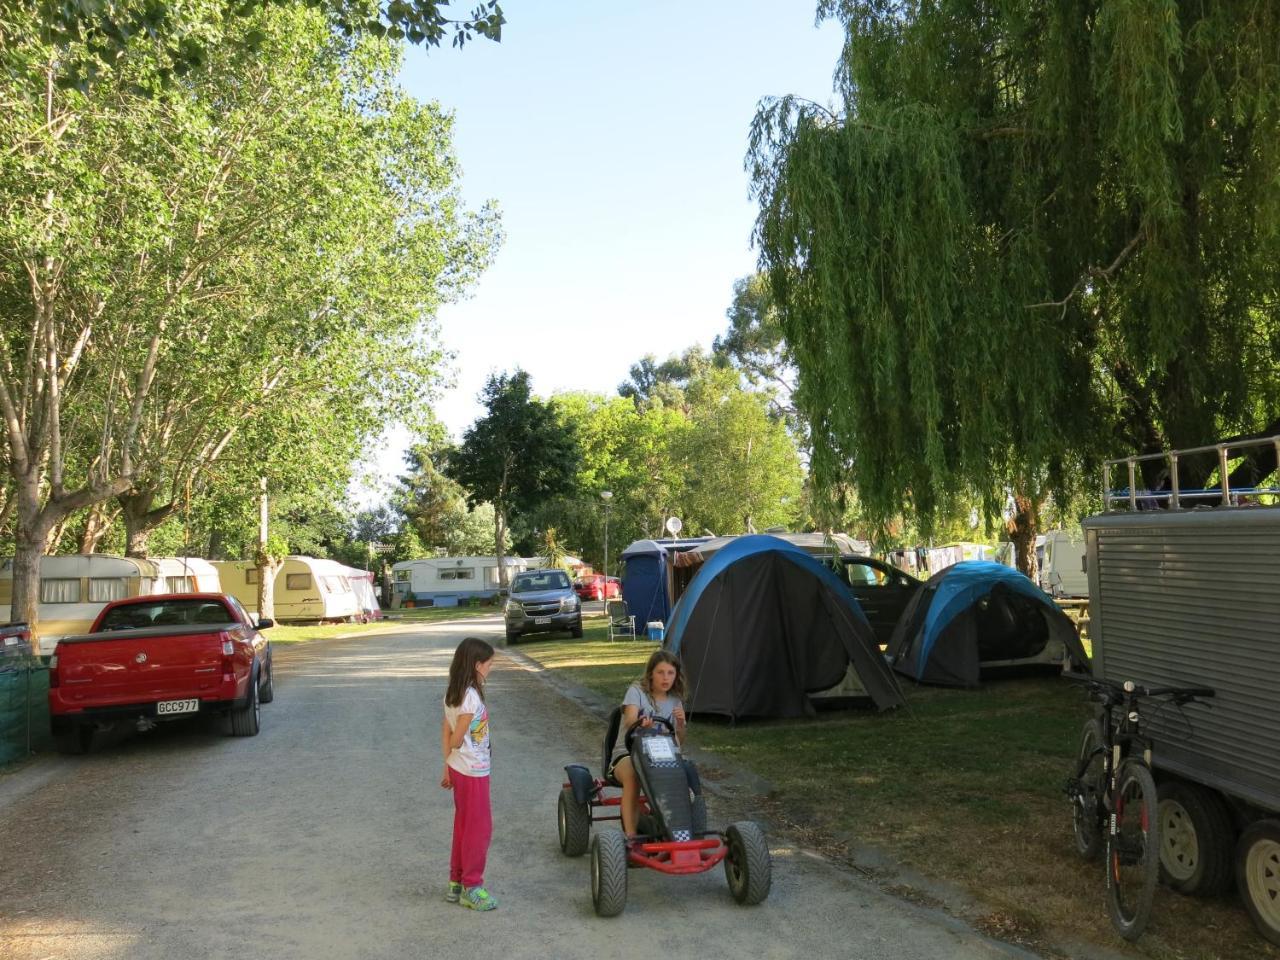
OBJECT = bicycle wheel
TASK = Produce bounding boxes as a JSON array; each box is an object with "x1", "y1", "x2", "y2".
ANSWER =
[
  {"x1": 1071, "y1": 719, "x2": 1106, "y2": 860},
  {"x1": 1106, "y1": 759, "x2": 1160, "y2": 940}
]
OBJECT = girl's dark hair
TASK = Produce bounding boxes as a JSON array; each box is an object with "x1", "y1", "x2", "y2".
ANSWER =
[
  {"x1": 638, "y1": 649, "x2": 685, "y2": 701},
  {"x1": 446, "y1": 637, "x2": 495, "y2": 707}
]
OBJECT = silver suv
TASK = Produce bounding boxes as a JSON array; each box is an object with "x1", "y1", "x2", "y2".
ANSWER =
[{"x1": 504, "y1": 569, "x2": 582, "y2": 643}]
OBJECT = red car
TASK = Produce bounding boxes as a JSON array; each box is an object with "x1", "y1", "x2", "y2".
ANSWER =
[
  {"x1": 48, "y1": 593, "x2": 274, "y2": 753},
  {"x1": 573, "y1": 575, "x2": 621, "y2": 601}
]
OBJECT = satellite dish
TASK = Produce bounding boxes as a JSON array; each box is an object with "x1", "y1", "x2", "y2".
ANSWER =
[{"x1": 665, "y1": 516, "x2": 683, "y2": 535}]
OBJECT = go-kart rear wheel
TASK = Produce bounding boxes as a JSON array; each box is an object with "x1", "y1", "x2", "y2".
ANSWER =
[
  {"x1": 724, "y1": 821, "x2": 772, "y2": 906},
  {"x1": 558, "y1": 786, "x2": 591, "y2": 857},
  {"x1": 690, "y1": 795, "x2": 707, "y2": 836},
  {"x1": 591, "y1": 830, "x2": 628, "y2": 917}
]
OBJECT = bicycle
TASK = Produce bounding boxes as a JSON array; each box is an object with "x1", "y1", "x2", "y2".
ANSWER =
[{"x1": 1063, "y1": 672, "x2": 1214, "y2": 940}]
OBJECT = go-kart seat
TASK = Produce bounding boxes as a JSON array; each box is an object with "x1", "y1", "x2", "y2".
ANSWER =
[{"x1": 602, "y1": 706, "x2": 623, "y2": 787}]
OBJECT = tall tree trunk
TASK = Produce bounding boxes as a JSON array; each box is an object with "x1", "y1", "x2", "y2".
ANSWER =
[
  {"x1": 10, "y1": 484, "x2": 55, "y2": 633},
  {"x1": 1004, "y1": 493, "x2": 1040, "y2": 582},
  {"x1": 255, "y1": 554, "x2": 284, "y2": 621},
  {"x1": 494, "y1": 507, "x2": 508, "y2": 589},
  {"x1": 119, "y1": 488, "x2": 176, "y2": 559},
  {"x1": 77, "y1": 503, "x2": 116, "y2": 554}
]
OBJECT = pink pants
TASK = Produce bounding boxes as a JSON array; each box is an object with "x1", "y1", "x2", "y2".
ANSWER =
[{"x1": 449, "y1": 769, "x2": 492, "y2": 888}]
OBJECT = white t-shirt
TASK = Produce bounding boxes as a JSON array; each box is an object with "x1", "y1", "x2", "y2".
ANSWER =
[{"x1": 445, "y1": 686, "x2": 490, "y2": 777}]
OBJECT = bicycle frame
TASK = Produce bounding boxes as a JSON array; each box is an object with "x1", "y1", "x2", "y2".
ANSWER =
[{"x1": 1065, "y1": 673, "x2": 1214, "y2": 940}]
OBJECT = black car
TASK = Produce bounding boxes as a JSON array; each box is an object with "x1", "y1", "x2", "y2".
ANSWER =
[
  {"x1": 840, "y1": 556, "x2": 922, "y2": 646},
  {"x1": 504, "y1": 568, "x2": 583, "y2": 643}
]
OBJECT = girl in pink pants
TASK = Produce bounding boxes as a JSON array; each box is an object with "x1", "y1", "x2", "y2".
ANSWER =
[{"x1": 441, "y1": 637, "x2": 497, "y2": 911}]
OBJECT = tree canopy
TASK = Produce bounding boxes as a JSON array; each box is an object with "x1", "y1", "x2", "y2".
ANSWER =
[
  {"x1": 0, "y1": 5, "x2": 498, "y2": 625},
  {"x1": 749, "y1": 1, "x2": 1280, "y2": 537},
  {"x1": 445, "y1": 370, "x2": 580, "y2": 584}
]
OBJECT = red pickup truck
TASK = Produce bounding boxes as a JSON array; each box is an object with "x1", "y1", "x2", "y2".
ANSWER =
[{"x1": 48, "y1": 593, "x2": 274, "y2": 754}]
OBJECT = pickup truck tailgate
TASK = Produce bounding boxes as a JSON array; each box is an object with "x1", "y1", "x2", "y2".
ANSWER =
[{"x1": 55, "y1": 624, "x2": 233, "y2": 707}]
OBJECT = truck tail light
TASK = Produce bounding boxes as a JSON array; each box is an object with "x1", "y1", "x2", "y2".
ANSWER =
[
  {"x1": 48, "y1": 653, "x2": 59, "y2": 688},
  {"x1": 221, "y1": 640, "x2": 235, "y2": 656}
]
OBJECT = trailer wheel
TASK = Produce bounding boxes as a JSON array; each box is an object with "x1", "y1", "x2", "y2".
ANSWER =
[
  {"x1": 724, "y1": 821, "x2": 772, "y2": 905},
  {"x1": 558, "y1": 787, "x2": 591, "y2": 857},
  {"x1": 1237, "y1": 820, "x2": 1280, "y2": 946},
  {"x1": 1158, "y1": 779, "x2": 1234, "y2": 896},
  {"x1": 229, "y1": 668, "x2": 261, "y2": 737},
  {"x1": 591, "y1": 830, "x2": 628, "y2": 917}
]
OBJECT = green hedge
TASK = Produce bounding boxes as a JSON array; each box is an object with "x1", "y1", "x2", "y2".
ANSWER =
[{"x1": 0, "y1": 660, "x2": 51, "y2": 765}]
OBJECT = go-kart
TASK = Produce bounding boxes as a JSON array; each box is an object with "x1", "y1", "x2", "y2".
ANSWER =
[{"x1": 559, "y1": 707, "x2": 772, "y2": 916}]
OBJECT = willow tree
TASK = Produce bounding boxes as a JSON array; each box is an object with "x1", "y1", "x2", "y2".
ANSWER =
[{"x1": 749, "y1": 1, "x2": 1280, "y2": 564}]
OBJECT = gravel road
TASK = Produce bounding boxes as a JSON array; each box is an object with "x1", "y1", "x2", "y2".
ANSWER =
[{"x1": 0, "y1": 618, "x2": 1037, "y2": 960}]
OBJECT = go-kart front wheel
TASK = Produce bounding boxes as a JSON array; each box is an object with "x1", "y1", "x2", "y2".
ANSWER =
[
  {"x1": 558, "y1": 787, "x2": 591, "y2": 857},
  {"x1": 591, "y1": 830, "x2": 628, "y2": 917},
  {"x1": 724, "y1": 821, "x2": 772, "y2": 905}
]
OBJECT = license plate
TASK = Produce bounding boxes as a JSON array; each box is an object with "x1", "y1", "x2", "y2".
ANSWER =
[
  {"x1": 156, "y1": 699, "x2": 199, "y2": 716},
  {"x1": 534, "y1": 617, "x2": 552, "y2": 625}
]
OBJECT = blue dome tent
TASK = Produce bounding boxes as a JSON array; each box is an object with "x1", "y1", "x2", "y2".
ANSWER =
[
  {"x1": 663, "y1": 535, "x2": 904, "y2": 719},
  {"x1": 886, "y1": 561, "x2": 1089, "y2": 687}
]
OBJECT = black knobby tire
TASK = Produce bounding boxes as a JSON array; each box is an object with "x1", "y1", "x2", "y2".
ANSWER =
[
  {"x1": 571, "y1": 620, "x2": 584, "y2": 639},
  {"x1": 54, "y1": 724, "x2": 92, "y2": 755},
  {"x1": 1236, "y1": 819, "x2": 1280, "y2": 947},
  {"x1": 724, "y1": 821, "x2": 772, "y2": 905},
  {"x1": 690, "y1": 795, "x2": 708, "y2": 836},
  {"x1": 505, "y1": 630, "x2": 520, "y2": 645},
  {"x1": 591, "y1": 830, "x2": 628, "y2": 917},
  {"x1": 1105, "y1": 759, "x2": 1159, "y2": 940},
  {"x1": 558, "y1": 787, "x2": 591, "y2": 857},
  {"x1": 1071, "y1": 719, "x2": 1106, "y2": 861},
  {"x1": 229, "y1": 668, "x2": 261, "y2": 737},
  {"x1": 1157, "y1": 779, "x2": 1234, "y2": 896},
  {"x1": 258, "y1": 657, "x2": 275, "y2": 704}
]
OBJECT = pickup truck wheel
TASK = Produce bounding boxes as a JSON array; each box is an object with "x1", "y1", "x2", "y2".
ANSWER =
[
  {"x1": 229, "y1": 669, "x2": 261, "y2": 737},
  {"x1": 258, "y1": 658, "x2": 275, "y2": 704},
  {"x1": 54, "y1": 723, "x2": 92, "y2": 755}
]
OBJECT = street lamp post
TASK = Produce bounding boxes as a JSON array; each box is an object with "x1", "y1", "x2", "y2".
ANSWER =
[{"x1": 600, "y1": 490, "x2": 613, "y2": 602}]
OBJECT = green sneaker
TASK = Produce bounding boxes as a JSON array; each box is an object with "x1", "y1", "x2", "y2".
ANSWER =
[
  {"x1": 444, "y1": 882, "x2": 462, "y2": 903},
  {"x1": 461, "y1": 886, "x2": 498, "y2": 911}
]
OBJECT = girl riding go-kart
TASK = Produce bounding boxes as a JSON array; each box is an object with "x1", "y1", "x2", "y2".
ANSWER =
[{"x1": 559, "y1": 651, "x2": 772, "y2": 917}]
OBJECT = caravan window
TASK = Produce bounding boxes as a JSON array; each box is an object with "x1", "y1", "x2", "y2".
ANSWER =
[
  {"x1": 394, "y1": 569, "x2": 411, "y2": 581},
  {"x1": 454, "y1": 568, "x2": 475, "y2": 581},
  {"x1": 245, "y1": 568, "x2": 260, "y2": 585},
  {"x1": 89, "y1": 577, "x2": 129, "y2": 602},
  {"x1": 286, "y1": 573, "x2": 312, "y2": 591},
  {"x1": 41, "y1": 579, "x2": 81, "y2": 603},
  {"x1": 440, "y1": 569, "x2": 457, "y2": 581},
  {"x1": 486, "y1": 567, "x2": 500, "y2": 585},
  {"x1": 165, "y1": 576, "x2": 195, "y2": 594}
]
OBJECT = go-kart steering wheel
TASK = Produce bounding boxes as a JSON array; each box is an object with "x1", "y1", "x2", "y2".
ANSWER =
[{"x1": 624, "y1": 713, "x2": 676, "y2": 753}]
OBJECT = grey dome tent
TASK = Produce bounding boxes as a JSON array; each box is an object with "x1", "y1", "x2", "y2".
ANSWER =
[
  {"x1": 887, "y1": 561, "x2": 1089, "y2": 687},
  {"x1": 662, "y1": 535, "x2": 904, "y2": 719}
]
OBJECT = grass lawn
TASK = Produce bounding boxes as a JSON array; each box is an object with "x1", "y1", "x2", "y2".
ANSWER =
[
  {"x1": 514, "y1": 616, "x2": 1272, "y2": 960},
  {"x1": 264, "y1": 605, "x2": 497, "y2": 645}
]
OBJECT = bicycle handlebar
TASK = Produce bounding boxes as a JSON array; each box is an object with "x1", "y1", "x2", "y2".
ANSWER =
[{"x1": 1063, "y1": 672, "x2": 1215, "y2": 704}]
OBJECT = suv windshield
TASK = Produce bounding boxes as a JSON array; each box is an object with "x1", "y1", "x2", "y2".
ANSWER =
[{"x1": 511, "y1": 571, "x2": 571, "y2": 592}]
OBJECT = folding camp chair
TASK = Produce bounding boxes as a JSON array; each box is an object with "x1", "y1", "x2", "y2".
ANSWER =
[{"x1": 605, "y1": 599, "x2": 637, "y2": 641}]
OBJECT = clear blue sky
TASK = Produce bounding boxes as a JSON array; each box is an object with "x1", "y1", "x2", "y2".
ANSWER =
[{"x1": 358, "y1": 2, "x2": 843, "y2": 499}]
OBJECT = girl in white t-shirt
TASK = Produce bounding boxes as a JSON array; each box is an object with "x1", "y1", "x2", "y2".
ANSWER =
[{"x1": 441, "y1": 637, "x2": 497, "y2": 911}]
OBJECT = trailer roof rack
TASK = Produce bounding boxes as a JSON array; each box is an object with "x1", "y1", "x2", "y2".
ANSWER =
[{"x1": 1103, "y1": 435, "x2": 1280, "y2": 512}]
